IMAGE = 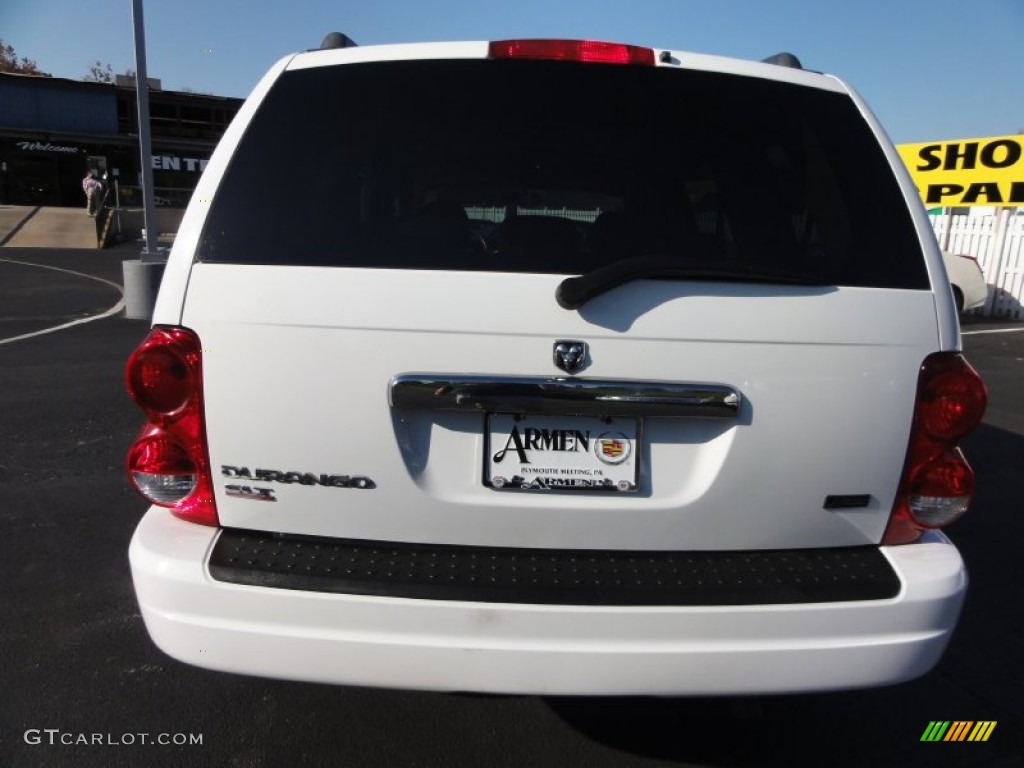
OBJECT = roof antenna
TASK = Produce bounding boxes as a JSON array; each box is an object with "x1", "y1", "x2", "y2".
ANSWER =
[
  {"x1": 320, "y1": 32, "x2": 358, "y2": 50},
  {"x1": 761, "y1": 52, "x2": 802, "y2": 69}
]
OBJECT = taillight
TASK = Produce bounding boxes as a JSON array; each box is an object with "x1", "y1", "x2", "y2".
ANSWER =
[
  {"x1": 488, "y1": 39, "x2": 656, "y2": 66},
  {"x1": 125, "y1": 326, "x2": 218, "y2": 526},
  {"x1": 884, "y1": 353, "x2": 986, "y2": 544}
]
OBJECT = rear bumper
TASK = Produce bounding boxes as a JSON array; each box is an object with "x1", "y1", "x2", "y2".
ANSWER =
[{"x1": 129, "y1": 508, "x2": 967, "y2": 696}]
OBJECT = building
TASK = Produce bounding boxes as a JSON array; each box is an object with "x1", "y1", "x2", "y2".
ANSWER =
[{"x1": 0, "y1": 72, "x2": 242, "y2": 207}]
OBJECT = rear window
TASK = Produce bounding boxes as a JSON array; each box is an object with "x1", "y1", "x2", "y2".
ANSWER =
[{"x1": 198, "y1": 59, "x2": 927, "y2": 289}]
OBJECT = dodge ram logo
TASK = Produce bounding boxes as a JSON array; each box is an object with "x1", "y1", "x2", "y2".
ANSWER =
[{"x1": 553, "y1": 340, "x2": 587, "y2": 374}]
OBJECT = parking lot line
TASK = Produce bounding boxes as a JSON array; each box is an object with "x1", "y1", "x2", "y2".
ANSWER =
[{"x1": 0, "y1": 258, "x2": 126, "y2": 346}]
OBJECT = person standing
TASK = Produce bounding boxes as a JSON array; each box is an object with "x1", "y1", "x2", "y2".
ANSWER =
[{"x1": 82, "y1": 171, "x2": 101, "y2": 216}]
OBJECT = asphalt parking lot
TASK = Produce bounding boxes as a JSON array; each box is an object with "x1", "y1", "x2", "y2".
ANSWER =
[{"x1": 1, "y1": 246, "x2": 1023, "y2": 768}]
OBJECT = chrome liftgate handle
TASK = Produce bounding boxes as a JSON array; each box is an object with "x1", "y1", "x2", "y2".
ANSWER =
[{"x1": 389, "y1": 375, "x2": 741, "y2": 419}]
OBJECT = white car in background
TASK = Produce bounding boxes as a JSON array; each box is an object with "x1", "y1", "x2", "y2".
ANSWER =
[{"x1": 943, "y1": 251, "x2": 987, "y2": 312}]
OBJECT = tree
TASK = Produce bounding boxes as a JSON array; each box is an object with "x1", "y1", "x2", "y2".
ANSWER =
[
  {"x1": 83, "y1": 60, "x2": 115, "y2": 83},
  {"x1": 0, "y1": 39, "x2": 51, "y2": 76}
]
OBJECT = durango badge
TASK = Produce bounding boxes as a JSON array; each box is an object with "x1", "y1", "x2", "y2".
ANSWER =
[
  {"x1": 222, "y1": 466, "x2": 376, "y2": 489},
  {"x1": 553, "y1": 340, "x2": 588, "y2": 374}
]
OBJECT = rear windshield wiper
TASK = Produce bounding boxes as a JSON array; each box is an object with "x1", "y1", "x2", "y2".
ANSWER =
[{"x1": 555, "y1": 255, "x2": 828, "y2": 309}]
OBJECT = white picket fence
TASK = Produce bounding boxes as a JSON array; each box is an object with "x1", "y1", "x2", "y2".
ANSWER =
[{"x1": 930, "y1": 210, "x2": 1024, "y2": 318}]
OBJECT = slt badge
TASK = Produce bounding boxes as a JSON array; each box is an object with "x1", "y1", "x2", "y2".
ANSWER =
[{"x1": 553, "y1": 340, "x2": 588, "y2": 374}]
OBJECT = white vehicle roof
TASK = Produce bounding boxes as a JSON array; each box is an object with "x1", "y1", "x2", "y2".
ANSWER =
[{"x1": 284, "y1": 39, "x2": 849, "y2": 94}]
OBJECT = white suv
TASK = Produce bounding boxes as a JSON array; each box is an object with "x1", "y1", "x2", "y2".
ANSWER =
[{"x1": 126, "y1": 37, "x2": 987, "y2": 696}]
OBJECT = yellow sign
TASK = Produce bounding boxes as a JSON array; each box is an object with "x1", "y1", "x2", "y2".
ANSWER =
[{"x1": 897, "y1": 134, "x2": 1024, "y2": 207}]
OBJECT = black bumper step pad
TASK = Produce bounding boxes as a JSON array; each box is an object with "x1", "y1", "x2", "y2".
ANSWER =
[{"x1": 209, "y1": 528, "x2": 901, "y2": 606}]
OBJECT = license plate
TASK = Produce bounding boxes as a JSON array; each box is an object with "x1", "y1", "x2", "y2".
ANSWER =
[{"x1": 485, "y1": 414, "x2": 638, "y2": 492}]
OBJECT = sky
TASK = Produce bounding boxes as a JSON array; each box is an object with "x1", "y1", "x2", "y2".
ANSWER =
[{"x1": 2, "y1": 0, "x2": 1022, "y2": 145}]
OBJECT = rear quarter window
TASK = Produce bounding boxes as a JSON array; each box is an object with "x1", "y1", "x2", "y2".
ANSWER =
[{"x1": 198, "y1": 59, "x2": 927, "y2": 290}]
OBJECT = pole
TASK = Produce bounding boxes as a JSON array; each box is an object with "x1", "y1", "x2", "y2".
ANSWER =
[
  {"x1": 114, "y1": 179, "x2": 122, "y2": 234},
  {"x1": 123, "y1": 0, "x2": 166, "y2": 320},
  {"x1": 131, "y1": 0, "x2": 160, "y2": 262}
]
